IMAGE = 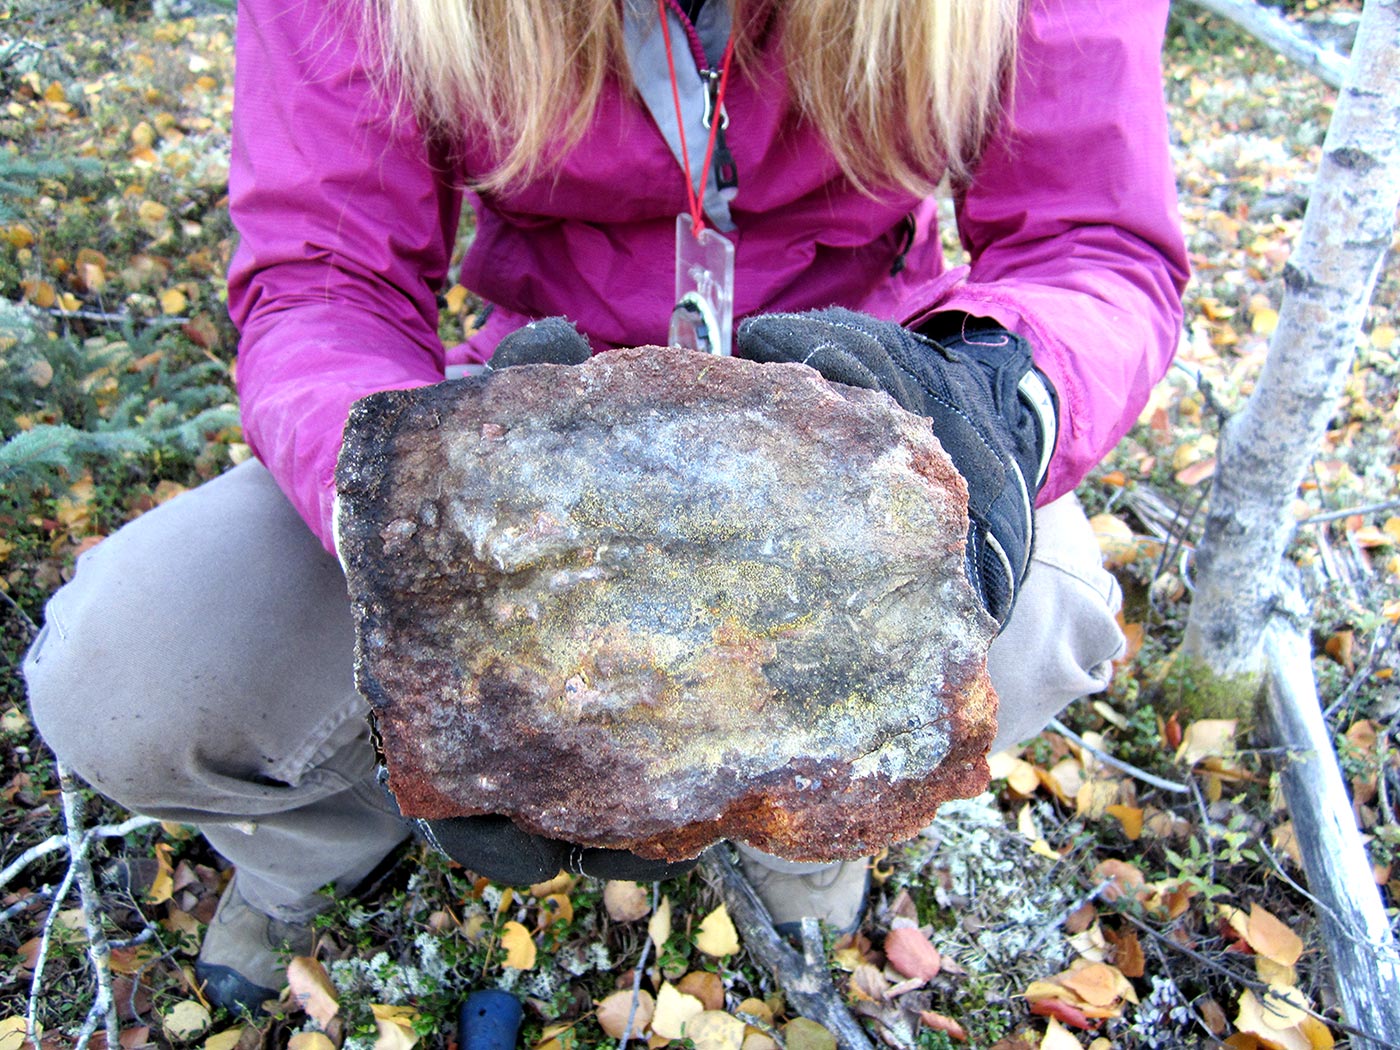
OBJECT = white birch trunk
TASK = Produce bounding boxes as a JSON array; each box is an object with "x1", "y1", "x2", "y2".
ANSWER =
[
  {"x1": 1180, "y1": 0, "x2": 1351, "y2": 87},
  {"x1": 1181, "y1": 0, "x2": 1400, "y2": 683}
]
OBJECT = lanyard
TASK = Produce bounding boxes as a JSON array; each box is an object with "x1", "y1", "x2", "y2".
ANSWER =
[{"x1": 657, "y1": 0, "x2": 735, "y2": 238}]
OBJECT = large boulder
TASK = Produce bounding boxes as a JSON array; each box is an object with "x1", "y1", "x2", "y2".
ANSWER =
[{"x1": 335, "y1": 347, "x2": 998, "y2": 862}]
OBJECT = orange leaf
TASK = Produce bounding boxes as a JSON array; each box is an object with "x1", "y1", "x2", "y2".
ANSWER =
[
  {"x1": 1058, "y1": 963, "x2": 1123, "y2": 1008},
  {"x1": 1029, "y1": 999, "x2": 1096, "y2": 1031},
  {"x1": 884, "y1": 926, "x2": 942, "y2": 982},
  {"x1": 1245, "y1": 904, "x2": 1303, "y2": 967},
  {"x1": 918, "y1": 1011, "x2": 968, "y2": 1043}
]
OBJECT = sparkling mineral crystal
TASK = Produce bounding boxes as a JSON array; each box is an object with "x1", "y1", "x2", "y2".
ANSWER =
[{"x1": 335, "y1": 347, "x2": 998, "y2": 861}]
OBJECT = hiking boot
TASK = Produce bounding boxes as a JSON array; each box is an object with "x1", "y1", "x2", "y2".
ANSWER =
[
  {"x1": 736, "y1": 845, "x2": 869, "y2": 936},
  {"x1": 195, "y1": 875, "x2": 316, "y2": 1015}
]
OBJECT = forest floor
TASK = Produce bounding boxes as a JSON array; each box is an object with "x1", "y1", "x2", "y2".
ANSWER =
[{"x1": 0, "y1": 2, "x2": 1396, "y2": 1049}]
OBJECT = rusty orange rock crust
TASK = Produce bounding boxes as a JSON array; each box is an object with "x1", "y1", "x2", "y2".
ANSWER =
[{"x1": 336, "y1": 348, "x2": 998, "y2": 861}]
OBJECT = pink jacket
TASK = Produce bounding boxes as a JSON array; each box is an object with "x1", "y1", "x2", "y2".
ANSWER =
[{"x1": 229, "y1": 0, "x2": 1188, "y2": 551}]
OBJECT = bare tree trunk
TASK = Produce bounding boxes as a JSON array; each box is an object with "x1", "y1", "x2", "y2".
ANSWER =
[
  {"x1": 1180, "y1": 0, "x2": 1400, "y2": 707},
  {"x1": 1180, "y1": 0, "x2": 1350, "y2": 87}
]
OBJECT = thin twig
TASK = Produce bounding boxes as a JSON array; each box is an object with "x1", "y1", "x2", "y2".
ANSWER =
[
  {"x1": 0, "y1": 587, "x2": 39, "y2": 641},
  {"x1": 0, "y1": 814, "x2": 160, "y2": 894},
  {"x1": 27, "y1": 857, "x2": 78, "y2": 1049},
  {"x1": 59, "y1": 764, "x2": 120, "y2": 1050},
  {"x1": 619, "y1": 885, "x2": 658, "y2": 1046},
  {"x1": 1048, "y1": 719, "x2": 1190, "y2": 794},
  {"x1": 1297, "y1": 499, "x2": 1400, "y2": 526}
]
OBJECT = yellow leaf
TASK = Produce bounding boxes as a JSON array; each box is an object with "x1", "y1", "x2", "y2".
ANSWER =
[
  {"x1": 782, "y1": 1018, "x2": 837, "y2": 1050},
  {"x1": 1017, "y1": 802, "x2": 1040, "y2": 840},
  {"x1": 735, "y1": 998, "x2": 773, "y2": 1025},
  {"x1": 596, "y1": 989, "x2": 654, "y2": 1039},
  {"x1": 1235, "y1": 989, "x2": 1313, "y2": 1050},
  {"x1": 695, "y1": 904, "x2": 740, "y2": 957},
  {"x1": 373, "y1": 1015, "x2": 419, "y2": 1050},
  {"x1": 444, "y1": 284, "x2": 469, "y2": 315},
  {"x1": 132, "y1": 121, "x2": 156, "y2": 147},
  {"x1": 147, "y1": 843, "x2": 175, "y2": 905},
  {"x1": 1075, "y1": 780, "x2": 1119, "y2": 820},
  {"x1": 1245, "y1": 905, "x2": 1304, "y2": 967},
  {"x1": 287, "y1": 956, "x2": 339, "y2": 1026},
  {"x1": 1090, "y1": 513, "x2": 1138, "y2": 568},
  {"x1": 203, "y1": 1028, "x2": 246, "y2": 1050},
  {"x1": 1031, "y1": 838, "x2": 1061, "y2": 860},
  {"x1": 686, "y1": 1011, "x2": 746, "y2": 1050},
  {"x1": 1106, "y1": 804, "x2": 1144, "y2": 840},
  {"x1": 529, "y1": 872, "x2": 574, "y2": 898},
  {"x1": 652, "y1": 982, "x2": 704, "y2": 1040},
  {"x1": 648, "y1": 894, "x2": 672, "y2": 952},
  {"x1": 538, "y1": 892, "x2": 573, "y2": 928},
  {"x1": 0, "y1": 1017, "x2": 33, "y2": 1050},
  {"x1": 500, "y1": 920, "x2": 536, "y2": 970},
  {"x1": 4, "y1": 225, "x2": 34, "y2": 248},
  {"x1": 603, "y1": 880, "x2": 650, "y2": 922},
  {"x1": 58, "y1": 292, "x2": 81, "y2": 312},
  {"x1": 1059, "y1": 962, "x2": 1125, "y2": 1008},
  {"x1": 1256, "y1": 956, "x2": 1296, "y2": 988},
  {"x1": 989, "y1": 751, "x2": 1040, "y2": 795},
  {"x1": 160, "y1": 287, "x2": 188, "y2": 315},
  {"x1": 162, "y1": 1001, "x2": 212, "y2": 1042},
  {"x1": 1370, "y1": 324, "x2": 1396, "y2": 350},
  {"x1": 287, "y1": 1035, "x2": 337, "y2": 1050},
  {"x1": 1252, "y1": 307, "x2": 1279, "y2": 335},
  {"x1": 1175, "y1": 719, "x2": 1237, "y2": 766},
  {"x1": 1040, "y1": 1018, "x2": 1084, "y2": 1050},
  {"x1": 139, "y1": 200, "x2": 170, "y2": 226}
]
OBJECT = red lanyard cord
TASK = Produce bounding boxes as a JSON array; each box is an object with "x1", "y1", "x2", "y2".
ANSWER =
[{"x1": 657, "y1": 0, "x2": 735, "y2": 239}]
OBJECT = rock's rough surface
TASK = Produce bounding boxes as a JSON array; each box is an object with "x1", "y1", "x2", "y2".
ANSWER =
[{"x1": 335, "y1": 348, "x2": 998, "y2": 861}]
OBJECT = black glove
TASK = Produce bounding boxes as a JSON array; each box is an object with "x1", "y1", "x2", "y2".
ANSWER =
[
  {"x1": 485, "y1": 316, "x2": 593, "y2": 370},
  {"x1": 735, "y1": 307, "x2": 1058, "y2": 627},
  {"x1": 416, "y1": 317, "x2": 700, "y2": 884}
]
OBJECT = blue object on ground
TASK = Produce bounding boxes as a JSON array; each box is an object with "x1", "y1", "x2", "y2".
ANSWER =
[{"x1": 458, "y1": 989, "x2": 524, "y2": 1050}]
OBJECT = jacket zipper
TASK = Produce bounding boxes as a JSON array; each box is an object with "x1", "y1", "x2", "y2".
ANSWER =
[{"x1": 664, "y1": 0, "x2": 739, "y2": 202}]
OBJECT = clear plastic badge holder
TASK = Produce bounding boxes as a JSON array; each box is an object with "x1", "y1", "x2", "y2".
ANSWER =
[{"x1": 670, "y1": 213, "x2": 735, "y2": 357}]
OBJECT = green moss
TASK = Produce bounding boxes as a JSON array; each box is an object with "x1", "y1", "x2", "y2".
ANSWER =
[{"x1": 1149, "y1": 650, "x2": 1263, "y2": 728}]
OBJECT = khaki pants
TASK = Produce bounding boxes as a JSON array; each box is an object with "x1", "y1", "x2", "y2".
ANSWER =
[{"x1": 23, "y1": 460, "x2": 1122, "y2": 917}]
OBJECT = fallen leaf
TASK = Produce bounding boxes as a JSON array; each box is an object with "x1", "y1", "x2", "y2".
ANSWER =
[
  {"x1": 1029, "y1": 999, "x2": 1095, "y2": 1031},
  {"x1": 741, "y1": 1035, "x2": 779, "y2": 1050},
  {"x1": 1091, "y1": 859, "x2": 1145, "y2": 903},
  {"x1": 500, "y1": 921, "x2": 537, "y2": 970},
  {"x1": 1245, "y1": 904, "x2": 1304, "y2": 967},
  {"x1": 372, "y1": 1004, "x2": 420, "y2": 1050},
  {"x1": 537, "y1": 892, "x2": 573, "y2": 929},
  {"x1": 159, "y1": 287, "x2": 188, "y2": 315},
  {"x1": 286, "y1": 1036, "x2": 336, "y2": 1050},
  {"x1": 695, "y1": 904, "x2": 740, "y2": 957},
  {"x1": 1111, "y1": 929, "x2": 1145, "y2": 978},
  {"x1": 0, "y1": 1018, "x2": 30, "y2": 1050},
  {"x1": 988, "y1": 751, "x2": 1040, "y2": 795},
  {"x1": 1106, "y1": 804, "x2": 1144, "y2": 840},
  {"x1": 1090, "y1": 514, "x2": 1138, "y2": 568},
  {"x1": 848, "y1": 963, "x2": 889, "y2": 1003},
  {"x1": 529, "y1": 872, "x2": 574, "y2": 897},
  {"x1": 596, "y1": 989, "x2": 654, "y2": 1040},
  {"x1": 686, "y1": 1011, "x2": 746, "y2": 1050},
  {"x1": 604, "y1": 881, "x2": 650, "y2": 923},
  {"x1": 649, "y1": 895, "x2": 673, "y2": 952},
  {"x1": 1059, "y1": 963, "x2": 1124, "y2": 1008},
  {"x1": 652, "y1": 983, "x2": 704, "y2": 1040},
  {"x1": 1175, "y1": 719, "x2": 1237, "y2": 766},
  {"x1": 678, "y1": 970, "x2": 725, "y2": 1011},
  {"x1": 202, "y1": 1029, "x2": 244, "y2": 1050},
  {"x1": 1040, "y1": 1017, "x2": 1086, "y2": 1050},
  {"x1": 286, "y1": 957, "x2": 339, "y2": 1027},
  {"x1": 918, "y1": 1011, "x2": 968, "y2": 1043},
  {"x1": 161, "y1": 1001, "x2": 211, "y2": 1043},
  {"x1": 782, "y1": 1018, "x2": 837, "y2": 1050},
  {"x1": 884, "y1": 926, "x2": 942, "y2": 982},
  {"x1": 147, "y1": 843, "x2": 175, "y2": 905}
]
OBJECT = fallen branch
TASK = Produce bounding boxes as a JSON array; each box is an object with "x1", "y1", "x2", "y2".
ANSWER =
[
  {"x1": 1048, "y1": 718, "x2": 1190, "y2": 794},
  {"x1": 0, "y1": 813, "x2": 160, "y2": 896},
  {"x1": 58, "y1": 763, "x2": 120, "y2": 1050},
  {"x1": 1179, "y1": 0, "x2": 1348, "y2": 88},
  {"x1": 1263, "y1": 617, "x2": 1400, "y2": 1050},
  {"x1": 700, "y1": 849, "x2": 874, "y2": 1050}
]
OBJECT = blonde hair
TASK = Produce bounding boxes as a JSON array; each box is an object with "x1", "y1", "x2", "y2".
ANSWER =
[{"x1": 372, "y1": 0, "x2": 1022, "y2": 194}]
